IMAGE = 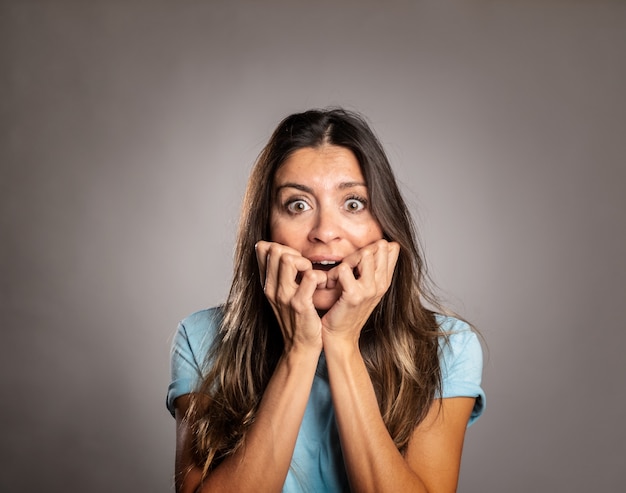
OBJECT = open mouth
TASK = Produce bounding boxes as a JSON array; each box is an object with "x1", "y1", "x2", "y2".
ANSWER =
[{"x1": 311, "y1": 260, "x2": 341, "y2": 272}]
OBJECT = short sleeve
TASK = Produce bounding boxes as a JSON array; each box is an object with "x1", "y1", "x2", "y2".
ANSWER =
[
  {"x1": 437, "y1": 316, "x2": 486, "y2": 426},
  {"x1": 166, "y1": 308, "x2": 222, "y2": 416}
]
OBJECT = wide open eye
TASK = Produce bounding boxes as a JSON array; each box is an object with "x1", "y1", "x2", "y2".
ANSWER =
[
  {"x1": 344, "y1": 197, "x2": 367, "y2": 212},
  {"x1": 286, "y1": 199, "x2": 311, "y2": 214}
]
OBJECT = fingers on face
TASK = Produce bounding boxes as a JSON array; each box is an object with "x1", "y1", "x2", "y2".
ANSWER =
[
  {"x1": 328, "y1": 240, "x2": 400, "y2": 295},
  {"x1": 387, "y1": 241, "x2": 401, "y2": 276},
  {"x1": 255, "y1": 241, "x2": 313, "y2": 301},
  {"x1": 256, "y1": 239, "x2": 401, "y2": 307},
  {"x1": 255, "y1": 241, "x2": 271, "y2": 285},
  {"x1": 290, "y1": 269, "x2": 327, "y2": 310}
]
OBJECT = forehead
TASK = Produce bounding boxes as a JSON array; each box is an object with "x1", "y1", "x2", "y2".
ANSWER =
[{"x1": 274, "y1": 145, "x2": 365, "y2": 187}]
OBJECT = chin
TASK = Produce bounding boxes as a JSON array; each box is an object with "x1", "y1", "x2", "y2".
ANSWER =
[{"x1": 312, "y1": 289, "x2": 341, "y2": 312}]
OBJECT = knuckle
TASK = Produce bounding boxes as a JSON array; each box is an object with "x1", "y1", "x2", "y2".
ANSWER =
[
  {"x1": 337, "y1": 263, "x2": 353, "y2": 275},
  {"x1": 263, "y1": 287, "x2": 276, "y2": 302},
  {"x1": 279, "y1": 252, "x2": 298, "y2": 267},
  {"x1": 290, "y1": 297, "x2": 306, "y2": 312},
  {"x1": 267, "y1": 244, "x2": 279, "y2": 257},
  {"x1": 361, "y1": 249, "x2": 374, "y2": 260},
  {"x1": 302, "y1": 269, "x2": 321, "y2": 282}
]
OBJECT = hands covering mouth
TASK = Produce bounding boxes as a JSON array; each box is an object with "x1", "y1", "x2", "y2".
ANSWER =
[
  {"x1": 309, "y1": 260, "x2": 365, "y2": 283},
  {"x1": 255, "y1": 239, "x2": 399, "y2": 305},
  {"x1": 254, "y1": 239, "x2": 400, "y2": 351},
  {"x1": 290, "y1": 259, "x2": 344, "y2": 289}
]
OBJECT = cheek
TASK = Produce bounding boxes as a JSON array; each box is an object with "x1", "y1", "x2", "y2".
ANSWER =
[
  {"x1": 357, "y1": 221, "x2": 384, "y2": 245},
  {"x1": 268, "y1": 213, "x2": 283, "y2": 242},
  {"x1": 269, "y1": 218, "x2": 300, "y2": 247}
]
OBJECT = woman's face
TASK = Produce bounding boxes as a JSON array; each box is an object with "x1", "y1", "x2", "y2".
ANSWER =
[{"x1": 269, "y1": 145, "x2": 384, "y2": 311}]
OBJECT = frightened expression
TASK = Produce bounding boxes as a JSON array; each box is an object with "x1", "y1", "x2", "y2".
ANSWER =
[{"x1": 270, "y1": 145, "x2": 384, "y2": 311}]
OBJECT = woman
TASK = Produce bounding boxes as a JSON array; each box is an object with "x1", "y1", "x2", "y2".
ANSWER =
[{"x1": 167, "y1": 108, "x2": 485, "y2": 492}]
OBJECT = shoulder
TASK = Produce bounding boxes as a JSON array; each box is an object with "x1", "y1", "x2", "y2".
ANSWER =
[
  {"x1": 173, "y1": 306, "x2": 225, "y2": 367},
  {"x1": 435, "y1": 314, "x2": 485, "y2": 425},
  {"x1": 436, "y1": 315, "x2": 481, "y2": 361},
  {"x1": 177, "y1": 306, "x2": 224, "y2": 347},
  {"x1": 167, "y1": 306, "x2": 224, "y2": 416}
]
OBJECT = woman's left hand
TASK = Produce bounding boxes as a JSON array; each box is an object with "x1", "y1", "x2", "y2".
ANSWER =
[{"x1": 321, "y1": 239, "x2": 400, "y2": 345}]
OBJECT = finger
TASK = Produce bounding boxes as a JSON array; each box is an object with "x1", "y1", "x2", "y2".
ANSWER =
[
  {"x1": 260, "y1": 242, "x2": 314, "y2": 307},
  {"x1": 372, "y1": 239, "x2": 390, "y2": 289},
  {"x1": 291, "y1": 269, "x2": 327, "y2": 310},
  {"x1": 370, "y1": 239, "x2": 401, "y2": 292},
  {"x1": 355, "y1": 246, "x2": 377, "y2": 292},
  {"x1": 275, "y1": 252, "x2": 313, "y2": 304},
  {"x1": 324, "y1": 242, "x2": 368, "y2": 290},
  {"x1": 347, "y1": 240, "x2": 381, "y2": 276},
  {"x1": 263, "y1": 246, "x2": 286, "y2": 300},
  {"x1": 386, "y1": 241, "x2": 400, "y2": 280},
  {"x1": 335, "y1": 240, "x2": 391, "y2": 296},
  {"x1": 255, "y1": 241, "x2": 271, "y2": 286}
]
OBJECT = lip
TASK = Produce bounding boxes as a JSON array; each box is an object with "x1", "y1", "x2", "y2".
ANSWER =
[
  {"x1": 306, "y1": 255, "x2": 344, "y2": 264},
  {"x1": 306, "y1": 255, "x2": 343, "y2": 273}
]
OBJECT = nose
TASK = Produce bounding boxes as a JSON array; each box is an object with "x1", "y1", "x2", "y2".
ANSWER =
[{"x1": 308, "y1": 206, "x2": 342, "y2": 243}]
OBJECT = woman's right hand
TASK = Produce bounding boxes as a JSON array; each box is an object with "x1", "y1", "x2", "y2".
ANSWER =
[{"x1": 255, "y1": 241, "x2": 326, "y2": 353}]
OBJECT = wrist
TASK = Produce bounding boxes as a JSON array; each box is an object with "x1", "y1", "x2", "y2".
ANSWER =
[
  {"x1": 321, "y1": 330, "x2": 361, "y2": 358},
  {"x1": 283, "y1": 341, "x2": 323, "y2": 363}
]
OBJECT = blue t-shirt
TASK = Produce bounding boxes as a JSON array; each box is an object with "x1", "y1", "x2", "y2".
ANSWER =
[{"x1": 167, "y1": 307, "x2": 485, "y2": 492}]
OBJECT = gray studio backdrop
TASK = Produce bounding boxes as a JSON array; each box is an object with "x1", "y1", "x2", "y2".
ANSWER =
[{"x1": 2, "y1": 1, "x2": 625, "y2": 492}]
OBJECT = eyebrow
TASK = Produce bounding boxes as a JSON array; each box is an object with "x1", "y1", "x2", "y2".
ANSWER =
[{"x1": 275, "y1": 181, "x2": 367, "y2": 194}]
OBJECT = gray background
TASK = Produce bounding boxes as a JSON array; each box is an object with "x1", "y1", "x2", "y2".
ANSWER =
[{"x1": 2, "y1": 1, "x2": 625, "y2": 492}]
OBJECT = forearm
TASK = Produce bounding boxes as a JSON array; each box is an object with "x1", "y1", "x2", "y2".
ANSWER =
[
  {"x1": 323, "y1": 338, "x2": 429, "y2": 493},
  {"x1": 193, "y1": 346, "x2": 321, "y2": 493}
]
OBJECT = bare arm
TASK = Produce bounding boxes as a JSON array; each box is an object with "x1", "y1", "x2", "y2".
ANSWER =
[
  {"x1": 174, "y1": 344, "x2": 321, "y2": 493},
  {"x1": 322, "y1": 239, "x2": 475, "y2": 492},
  {"x1": 174, "y1": 241, "x2": 328, "y2": 492},
  {"x1": 323, "y1": 337, "x2": 475, "y2": 493}
]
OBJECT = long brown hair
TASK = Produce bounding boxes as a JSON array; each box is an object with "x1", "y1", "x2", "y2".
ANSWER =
[{"x1": 187, "y1": 108, "x2": 445, "y2": 477}]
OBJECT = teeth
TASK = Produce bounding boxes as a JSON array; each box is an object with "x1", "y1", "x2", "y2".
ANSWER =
[{"x1": 317, "y1": 260, "x2": 338, "y2": 265}]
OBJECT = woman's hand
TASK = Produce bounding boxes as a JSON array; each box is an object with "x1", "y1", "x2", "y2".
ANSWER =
[
  {"x1": 322, "y1": 239, "x2": 400, "y2": 345},
  {"x1": 255, "y1": 240, "x2": 326, "y2": 352}
]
